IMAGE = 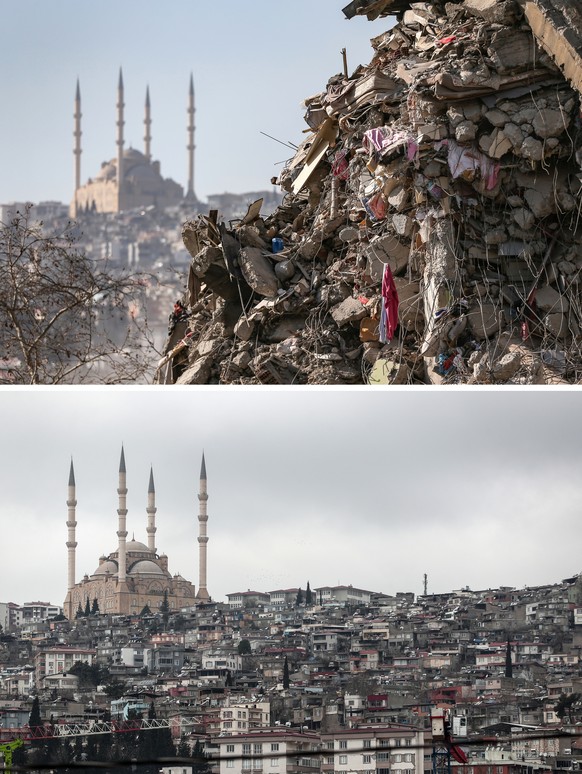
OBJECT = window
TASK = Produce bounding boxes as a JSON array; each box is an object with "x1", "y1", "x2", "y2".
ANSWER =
[
  {"x1": 271, "y1": 745, "x2": 279, "y2": 752},
  {"x1": 254, "y1": 745, "x2": 263, "y2": 755},
  {"x1": 227, "y1": 762, "x2": 234, "y2": 769},
  {"x1": 242, "y1": 762, "x2": 251, "y2": 771},
  {"x1": 326, "y1": 742, "x2": 334, "y2": 750},
  {"x1": 243, "y1": 745, "x2": 251, "y2": 756},
  {"x1": 326, "y1": 758, "x2": 334, "y2": 765},
  {"x1": 405, "y1": 739, "x2": 412, "y2": 747},
  {"x1": 223, "y1": 721, "x2": 232, "y2": 729},
  {"x1": 253, "y1": 761, "x2": 263, "y2": 771},
  {"x1": 270, "y1": 760, "x2": 279, "y2": 768},
  {"x1": 378, "y1": 753, "x2": 389, "y2": 762},
  {"x1": 339, "y1": 756, "x2": 347, "y2": 765},
  {"x1": 339, "y1": 741, "x2": 348, "y2": 750},
  {"x1": 363, "y1": 741, "x2": 372, "y2": 749},
  {"x1": 363, "y1": 755, "x2": 372, "y2": 764},
  {"x1": 227, "y1": 746, "x2": 235, "y2": 754},
  {"x1": 224, "y1": 711, "x2": 233, "y2": 719}
]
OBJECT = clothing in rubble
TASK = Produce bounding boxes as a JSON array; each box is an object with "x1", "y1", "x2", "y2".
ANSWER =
[
  {"x1": 168, "y1": 301, "x2": 189, "y2": 336},
  {"x1": 379, "y1": 263, "x2": 399, "y2": 344}
]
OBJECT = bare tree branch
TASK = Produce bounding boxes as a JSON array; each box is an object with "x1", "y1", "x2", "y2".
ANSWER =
[{"x1": 0, "y1": 206, "x2": 155, "y2": 384}]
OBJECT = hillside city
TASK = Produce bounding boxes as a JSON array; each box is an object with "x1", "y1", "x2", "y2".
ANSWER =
[{"x1": 3, "y1": 576, "x2": 582, "y2": 774}]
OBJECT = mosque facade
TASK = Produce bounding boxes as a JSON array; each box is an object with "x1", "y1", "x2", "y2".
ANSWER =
[
  {"x1": 70, "y1": 71, "x2": 196, "y2": 217},
  {"x1": 63, "y1": 448, "x2": 210, "y2": 619}
]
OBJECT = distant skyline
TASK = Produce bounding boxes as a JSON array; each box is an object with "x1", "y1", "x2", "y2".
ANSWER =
[
  {"x1": 1, "y1": 1, "x2": 392, "y2": 207},
  {"x1": 1, "y1": 388, "x2": 581, "y2": 610}
]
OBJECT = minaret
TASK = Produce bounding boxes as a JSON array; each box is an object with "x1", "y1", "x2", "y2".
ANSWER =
[
  {"x1": 73, "y1": 80, "x2": 82, "y2": 217},
  {"x1": 196, "y1": 452, "x2": 210, "y2": 600},
  {"x1": 66, "y1": 459, "x2": 78, "y2": 595},
  {"x1": 144, "y1": 86, "x2": 152, "y2": 162},
  {"x1": 186, "y1": 73, "x2": 196, "y2": 199},
  {"x1": 146, "y1": 466, "x2": 156, "y2": 552},
  {"x1": 117, "y1": 446, "x2": 128, "y2": 583},
  {"x1": 116, "y1": 68, "x2": 125, "y2": 212}
]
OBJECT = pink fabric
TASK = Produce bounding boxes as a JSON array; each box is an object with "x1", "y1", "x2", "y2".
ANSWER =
[{"x1": 382, "y1": 264, "x2": 399, "y2": 341}]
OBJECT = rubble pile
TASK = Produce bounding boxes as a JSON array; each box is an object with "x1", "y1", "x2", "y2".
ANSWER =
[{"x1": 163, "y1": 0, "x2": 582, "y2": 384}]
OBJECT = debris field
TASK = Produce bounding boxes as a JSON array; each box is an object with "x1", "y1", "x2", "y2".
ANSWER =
[{"x1": 159, "y1": 0, "x2": 582, "y2": 385}]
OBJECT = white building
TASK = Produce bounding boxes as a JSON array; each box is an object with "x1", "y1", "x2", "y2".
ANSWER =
[
  {"x1": 220, "y1": 700, "x2": 271, "y2": 735},
  {"x1": 320, "y1": 724, "x2": 425, "y2": 774},
  {"x1": 315, "y1": 586, "x2": 373, "y2": 606},
  {"x1": 216, "y1": 729, "x2": 320, "y2": 774}
]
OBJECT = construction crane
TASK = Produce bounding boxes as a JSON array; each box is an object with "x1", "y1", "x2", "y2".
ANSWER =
[
  {"x1": 0, "y1": 739, "x2": 24, "y2": 774},
  {"x1": 431, "y1": 707, "x2": 467, "y2": 774}
]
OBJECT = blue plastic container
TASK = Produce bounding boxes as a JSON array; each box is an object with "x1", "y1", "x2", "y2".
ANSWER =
[{"x1": 272, "y1": 237, "x2": 284, "y2": 254}]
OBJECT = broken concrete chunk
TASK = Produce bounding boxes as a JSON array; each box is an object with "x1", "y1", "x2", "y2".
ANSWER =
[
  {"x1": 464, "y1": 0, "x2": 520, "y2": 25},
  {"x1": 485, "y1": 109, "x2": 509, "y2": 128},
  {"x1": 536, "y1": 285, "x2": 569, "y2": 314},
  {"x1": 387, "y1": 185, "x2": 409, "y2": 211},
  {"x1": 176, "y1": 354, "x2": 213, "y2": 385},
  {"x1": 239, "y1": 247, "x2": 279, "y2": 298},
  {"x1": 524, "y1": 188, "x2": 555, "y2": 218},
  {"x1": 488, "y1": 129, "x2": 512, "y2": 158},
  {"x1": 521, "y1": 137, "x2": 544, "y2": 162},
  {"x1": 369, "y1": 358, "x2": 410, "y2": 385},
  {"x1": 455, "y1": 120, "x2": 477, "y2": 143},
  {"x1": 512, "y1": 207, "x2": 535, "y2": 231},
  {"x1": 392, "y1": 213, "x2": 413, "y2": 237},
  {"x1": 544, "y1": 313, "x2": 568, "y2": 339},
  {"x1": 492, "y1": 351, "x2": 522, "y2": 381},
  {"x1": 365, "y1": 234, "x2": 410, "y2": 280},
  {"x1": 190, "y1": 245, "x2": 224, "y2": 278},
  {"x1": 532, "y1": 109, "x2": 570, "y2": 140},
  {"x1": 467, "y1": 301, "x2": 502, "y2": 339},
  {"x1": 339, "y1": 226, "x2": 359, "y2": 243},
  {"x1": 234, "y1": 317, "x2": 256, "y2": 342},
  {"x1": 331, "y1": 296, "x2": 367, "y2": 327},
  {"x1": 274, "y1": 260, "x2": 296, "y2": 282},
  {"x1": 503, "y1": 122, "x2": 524, "y2": 148}
]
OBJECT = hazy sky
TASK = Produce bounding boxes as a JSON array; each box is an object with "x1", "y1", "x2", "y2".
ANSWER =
[
  {"x1": 1, "y1": 1, "x2": 391, "y2": 206},
  {"x1": 0, "y1": 388, "x2": 580, "y2": 610}
]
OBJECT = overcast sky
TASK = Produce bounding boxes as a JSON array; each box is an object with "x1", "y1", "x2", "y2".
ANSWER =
[
  {"x1": 0, "y1": 1, "x2": 391, "y2": 206},
  {"x1": 0, "y1": 388, "x2": 580, "y2": 610}
]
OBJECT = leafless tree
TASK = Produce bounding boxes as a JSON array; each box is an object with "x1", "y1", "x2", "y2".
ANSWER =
[{"x1": 0, "y1": 206, "x2": 155, "y2": 384}]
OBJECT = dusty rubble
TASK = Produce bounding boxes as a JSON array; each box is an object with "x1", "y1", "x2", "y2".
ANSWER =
[{"x1": 158, "y1": 0, "x2": 582, "y2": 385}]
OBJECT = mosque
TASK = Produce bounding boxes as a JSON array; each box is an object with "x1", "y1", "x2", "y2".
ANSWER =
[
  {"x1": 63, "y1": 447, "x2": 210, "y2": 619},
  {"x1": 70, "y1": 70, "x2": 196, "y2": 217}
]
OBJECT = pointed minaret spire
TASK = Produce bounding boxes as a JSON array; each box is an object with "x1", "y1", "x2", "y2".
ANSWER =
[
  {"x1": 186, "y1": 73, "x2": 196, "y2": 199},
  {"x1": 146, "y1": 465, "x2": 157, "y2": 553},
  {"x1": 66, "y1": 458, "x2": 78, "y2": 609},
  {"x1": 117, "y1": 444, "x2": 128, "y2": 583},
  {"x1": 116, "y1": 68, "x2": 125, "y2": 212},
  {"x1": 73, "y1": 79, "x2": 82, "y2": 217},
  {"x1": 196, "y1": 451, "x2": 210, "y2": 600},
  {"x1": 144, "y1": 85, "x2": 152, "y2": 162}
]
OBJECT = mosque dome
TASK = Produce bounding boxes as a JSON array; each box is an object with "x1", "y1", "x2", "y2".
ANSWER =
[
  {"x1": 92, "y1": 560, "x2": 118, "y2": 576},
  {"x1": 128, "y1": 560, "x2": 166, "y2": 576},
  {"x1": 95, "y1": 161, "x2": 117, "y2": 181},
  {"x1": 125, "y1": 539, "x2": 152, "y2": 553}
]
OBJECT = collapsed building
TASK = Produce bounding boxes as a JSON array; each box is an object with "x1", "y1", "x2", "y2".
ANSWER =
[{"x1": 159, "y1": 0, "x2": 582, "y2": 384}]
